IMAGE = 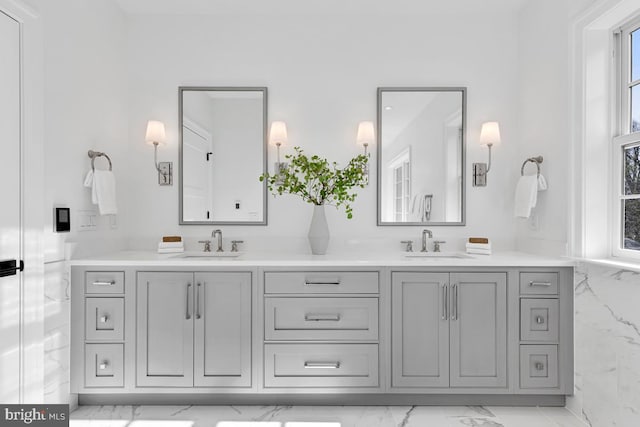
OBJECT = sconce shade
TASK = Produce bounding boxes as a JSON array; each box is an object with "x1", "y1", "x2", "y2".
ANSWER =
[
  {"x1": 269, "y1": 121, "x2": 288, "y2": 146},
  {"x1": 356, "y1": 121, "x2": 375, "y2": 146},
  {"x1": 145, "y1": 120, "x2": 166, "y2": 146},
  {"x1": 479, "y1": 121, "x2": 501, "y2": 146}
]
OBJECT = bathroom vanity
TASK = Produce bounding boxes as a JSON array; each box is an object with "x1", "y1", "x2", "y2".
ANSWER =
[{"x1": 70, "y1": 252, "x2": 573, "y2": 405}]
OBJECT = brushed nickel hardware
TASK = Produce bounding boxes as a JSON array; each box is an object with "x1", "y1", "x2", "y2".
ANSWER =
[
  {"x1": 186, "y1": 283, "x2": 192, "y2": 320},
  {"x1": 521, "y1": 156, "x2": 544, "y2": 177},
  {"x1": 212, "y1": 229, "x2": 224, "y2": 252},
  {"x1": 99, "y1": 361, "x2": 109, "y2": 370},
  {"x1": 401, "y1": 240, "x2": 414, "y2": 252},
  {"x1": 433, "y1": 240, "x2": 446, "y2": 252},
  {"x1": 99, "y1": 315, "x2": 109, "y2": 323},
  {"x1": 92, "y1": 280, "x2": 115, "y2": 286},
  {"x1": 535, "y1": 316, "x2": 545, "y2": 324},
  {"x1": 196, "y1": 283, "x2": 202, "y2": 319},
  {"x1": 304, "y1": 361, "x2": 340, "y2": 369},
  {"x1": 304, "y1": 313, "x2": 341, "y2": 322},
  {"x1": 442, "y1": 283, "x2": 448, "y2": 320},
  {"x1": 198, "y1": 240, "x2": 212, "y2": 252},
  {"x1": 529, "y1": 281, "x2": 552, "y2": 287},
  {"x1": 451, "y1": 283, "x2": 458, "y2": 320},
  {"x1": 88, "y1": 150, "x2": 113, "y2": 171},
  {"x1": 421, "y1": 229, "x2": 433, "y2": 252},
  {"x1": 304, "y1": 278, "x2": 341, "y2": 285},
  {"x1": 535, "y1": 362, "x2": 545, "y2": 371},
  {"x1": 231, "y1": 240, "x2": 244, "y2": 252}
]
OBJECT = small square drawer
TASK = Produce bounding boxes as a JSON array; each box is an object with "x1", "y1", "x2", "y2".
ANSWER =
[
  {"x1": 85, "y1": 298, "x2": 124, "y2": 341},
  {"x1": 265, "y1": 297, "x2": 379, "y2": 341},
  {"x1": 520, "y1": 299, "x2": 559, "y2": 342},
  {"x1": 85, "y1": 271, "x2": 125, "y2": 294},
  {"x1": 519, "y1": 272, "x2": 558, "y2": 296},
  {"x1": 264, "y1": 343, "x2": 379, "y2": 388},
  {"x1": 265, "y1": 272, "x2": 379, "y2": 294},
  {"x1": 520, "y1": 345, "x2": 558, "y2": 389},
  {"x1": 85, "y1": 343, "x2": 124, "y2": 388}
]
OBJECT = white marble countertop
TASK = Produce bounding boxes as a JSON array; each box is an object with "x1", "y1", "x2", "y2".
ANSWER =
[{"x1": 68, "y1": 250, "x2": 575, "y2": 267}]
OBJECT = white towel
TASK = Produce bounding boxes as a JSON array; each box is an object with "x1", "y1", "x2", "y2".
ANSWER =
[
  {"x1": 157, "y1": 247, "x2": 185, "y2": 254},
  {"x1": 514, "y1": 175, "x2": 538, "y2": 218},
  {"x1": 467, "y1": 248, "x2": 492, "y2": 255},
  {"x1": 84, "y1": 169, "x2": 118, "y2": 215},
  {"x1": 158, "y1": 242, "x2": 184, "y2": 249},
  {"x1": 537, "y1": 174, "x2": 548, "y2": 191},
  {"x1": 466, "y1": 242, "x2": 492, "y2": 250}
]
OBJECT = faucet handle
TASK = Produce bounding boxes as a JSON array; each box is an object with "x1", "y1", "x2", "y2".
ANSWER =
[
  {"x1": 401, "y1": 240, "x2": 414, "y2": 252},
  {"x1": 198, "y1": 240, "x2": 212, "y2": 252},
  {"x1": 433, "y1": 240, "x2": 446, "y2": 252},
  {"x1": 231, "y1": 240, "x2": 244, "y2": 252}
]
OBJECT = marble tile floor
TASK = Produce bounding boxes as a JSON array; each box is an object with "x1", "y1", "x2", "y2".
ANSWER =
[{"x1": 71, "y1": 405, "x2": 588, "y2": 427}]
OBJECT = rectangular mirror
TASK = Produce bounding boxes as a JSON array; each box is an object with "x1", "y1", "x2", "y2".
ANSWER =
[
  {"x1": 377, "y1": 87, "x2": 466, "y2": 226},
  {"x1": 179, "y1": 87, "x2": 267, "y2": 225}
]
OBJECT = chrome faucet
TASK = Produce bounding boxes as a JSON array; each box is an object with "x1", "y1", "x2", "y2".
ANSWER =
[
  {"x1": 212, "y1": 229, "x2": 224, "y2": 252},
  {"x1": 421, "y1": 229, "x2": 433, "y2": 252}
]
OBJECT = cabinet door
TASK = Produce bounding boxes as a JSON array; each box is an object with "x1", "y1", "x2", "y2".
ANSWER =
[
  {"x1": 136, "y1": 272, "x2": 194, "y2": 387},
  {"x1": 391, "y1": 272, "x2": 449, "y2": 388},
  {"x1": 449, "y1": 272, "x2": 507, "y2": 388},
  {"x1": 194, "y1": 272, "x2": 252, "y2": 387}
]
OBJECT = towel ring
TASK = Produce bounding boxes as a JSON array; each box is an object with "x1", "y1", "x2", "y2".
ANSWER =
[
  {"x1": 88, "y1": 150, "x2": 113, "y2": 171},
  {"x1": 520, "y1": 156, "x2": 543, "y2": 177}
]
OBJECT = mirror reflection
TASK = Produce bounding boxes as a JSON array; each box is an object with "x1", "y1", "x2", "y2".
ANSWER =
[
  {"x1": 179, "y1": 87, "x2": 267, "y2": 225},
  {"x1": 377, "y1": 88, "x2": 466, "y2": 225}
]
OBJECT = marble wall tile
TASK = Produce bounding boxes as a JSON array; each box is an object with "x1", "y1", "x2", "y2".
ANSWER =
[{"x1": 569, "y1": 262, "x2": 640, "y2": 427}]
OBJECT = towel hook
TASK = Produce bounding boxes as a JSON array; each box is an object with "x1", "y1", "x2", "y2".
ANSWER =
[
  {"x1": 520, "y1": 156, "x2": 543, "y2": 177},
  {"x1": 88, "y1": 150, "x2": 113, "y2": 171}
]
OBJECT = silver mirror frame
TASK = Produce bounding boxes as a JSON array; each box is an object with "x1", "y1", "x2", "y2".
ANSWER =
[
  {"x1": 178, "y1": 86, "x2": 268, "y2": 225},
  {"x1": 376, "y1": 87, "x2": 466, "y2": 226}
]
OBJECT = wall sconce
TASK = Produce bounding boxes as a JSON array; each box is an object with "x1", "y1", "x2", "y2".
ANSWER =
[
  {"x1": 356, "y1": 121, "x2": 375, "y2": 185},
  {"x1": 269, "y1": 121, "x2": 288, "y2": 174},
  {"x1": 472, "y1": 121, "x2": 501, "y2": 187},
  {"x1": 145, "y1": 120, "x2": 172, "y2": 186}
]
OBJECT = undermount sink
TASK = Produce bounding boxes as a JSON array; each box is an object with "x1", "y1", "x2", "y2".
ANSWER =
[
  {"x1": 175, "y1": 251, "x2": 244, "y2": 259},
  {"x1": 404, "y1": 252, "x2": 473, "y2": 259}
]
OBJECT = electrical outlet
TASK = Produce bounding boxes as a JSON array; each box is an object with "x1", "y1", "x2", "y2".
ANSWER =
[{"x1": 77, "y1": 209, "x2": 98, "y2": 231}]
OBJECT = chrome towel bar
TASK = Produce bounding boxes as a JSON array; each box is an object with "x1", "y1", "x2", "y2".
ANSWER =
[
  {"x1": 520, "y1": 156, "x2": 543, "y2": 176},
  {"x1": 88, "y1": 150, "x2": 113, "y2": 171}
]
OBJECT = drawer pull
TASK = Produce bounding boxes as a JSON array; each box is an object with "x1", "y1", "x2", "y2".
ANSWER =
[
  {"x1": 534, "y1": 362, "x2": 545, "y2": 371},
  {"x1": 99, "y1": 315, "x2": 109, "y2": 323},
  {"x1": 304, "y1": 361, "x2": 340, "y2": 369},
  {"x1": 304, "y1": 313, "x2": 341, "y2": 322},
  {"x1": 92, "y1": 280, "x2": 116, "y2": 286},
  {"x1": 535, "y1": 315, "x2": 545, "y2": 324},
  {"x1": 99, "y1": 361, "x2": 109, "y2": 370},
  {"x1": 304, "y1": 278, "x2": 341, "y2": 286},
  {"x1": 529, "y1": 281, "x2": 552, "y2": 287}
]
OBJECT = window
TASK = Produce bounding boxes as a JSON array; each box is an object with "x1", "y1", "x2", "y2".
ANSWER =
[{"x1": 615, "y1": 16, "x2": 640, "y2": 257}]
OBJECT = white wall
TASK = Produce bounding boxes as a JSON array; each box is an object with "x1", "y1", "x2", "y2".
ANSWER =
[
  {"x1": 124, "y1": 11, "x2": 521, "y2": 252},
  {"x1": 515, "y1": 0, "x2": 596, "y2": 256},
  {"x1": 37, "y1": 0, "x2": 129, "y2": 261}
]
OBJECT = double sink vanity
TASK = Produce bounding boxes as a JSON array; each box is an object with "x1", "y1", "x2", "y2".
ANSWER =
[{"x1": 70, "y1": 251, "x2": 573, "y2": 406}]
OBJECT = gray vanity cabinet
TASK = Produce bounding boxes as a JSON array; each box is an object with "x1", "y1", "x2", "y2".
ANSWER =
[
  {"x1": 391, "y1": 272, "x2": 507, "y2": 389},
  {"x1": 136, "y1": 271, "x2": 251, "y2": 388}
]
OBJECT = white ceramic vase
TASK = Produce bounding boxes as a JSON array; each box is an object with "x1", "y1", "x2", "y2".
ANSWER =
[{"x1": 308, "y1": 204, "x2": 329, "y2": 255}]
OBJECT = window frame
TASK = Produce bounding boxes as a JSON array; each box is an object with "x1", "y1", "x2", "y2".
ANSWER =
[{"x1": 613, "y1": 15, "x2": 640, "y2": 260}]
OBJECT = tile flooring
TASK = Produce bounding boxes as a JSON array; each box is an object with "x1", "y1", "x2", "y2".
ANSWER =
[{"x1": 70, "y1": 405, "x2": 588, "y2": 427}]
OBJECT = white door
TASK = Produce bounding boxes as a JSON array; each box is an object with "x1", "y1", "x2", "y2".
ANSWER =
[
  {"x1": 0, "y1": 10, "x2": 22, "y2": 403},
  {"x1": 182, "y1": 118, "x2": 212, "y2": 221}
]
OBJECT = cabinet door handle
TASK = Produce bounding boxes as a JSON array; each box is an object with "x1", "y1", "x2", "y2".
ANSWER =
[
  {"x1": 304, "y1": 361, "x2": 340, "y2": 369},
  {"x1": 304, "y1": 277, "x2": 341, "y2": 286},
  {"x1": 92, "y1": 280, "x2": 115, "y2": 286},
  {"x1": 99, "y1": 315, "x2": 109, "y2": 323},
  {"x1": 451, "y1": 283, "x2": 458, "y2": 320},
  {"x1": 196, "y1": 283, "x2": 202, "y2": 320},
  {"x1": 305, "y1": 313, "x2": 341, "y2": 322},
  {"x1": 442, "y1": 283, "x2": 448, "y2": 320},
  {"x1": 535, "y1": 362, "x2": 545, "y2": 371},
  {"x1": 186, "y1": 283, "x2": 192, "y2": 320},
  {"x1": 529, "y1": 281, "x2": 551, "y2": 287},
  {"x1": 535, "y1": 315, "x2": 545, "y2": 324}
]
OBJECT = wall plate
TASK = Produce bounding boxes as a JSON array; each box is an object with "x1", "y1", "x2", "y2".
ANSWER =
[
  {"x1": 472, "y1": 163, "x2": 487, "y2": 187},
  {"x1": 158, "y1": 162, "x2": 173, "y2": 186}
]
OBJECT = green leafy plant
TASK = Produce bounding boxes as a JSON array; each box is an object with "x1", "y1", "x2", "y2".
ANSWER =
[{"x1": 259, "y1": 146, "x2": 369, "y2": 219}]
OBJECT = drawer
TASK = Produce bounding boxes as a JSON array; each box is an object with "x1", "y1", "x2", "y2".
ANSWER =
[
  {"x1": 85, "y1": 343, "x2": 124, "y2": 388},
  {"x1": 521, "y1": 299, "x2": 559, "y2": 342},
  {"x1": 519, "y1": 272, "x2": 558, "y2": 296},
  {"x1": 520, "y1": 345, "x2": 558, "y2": 389},
  {"x1": 85, "y1": 298, "x2": 124, "y2": 341},
  {"x1": 85, "y1": 271, "x2": 125, "y2": 294},
  {"x1": 264, "y1": 343, "x2": 379, "y2": 388},
  {"x1": 265, "y1": 297, "x2": 378, "y2": 341},
  {"x1": 265, "y1": 272, "x2": 379, "y2": 294}
]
